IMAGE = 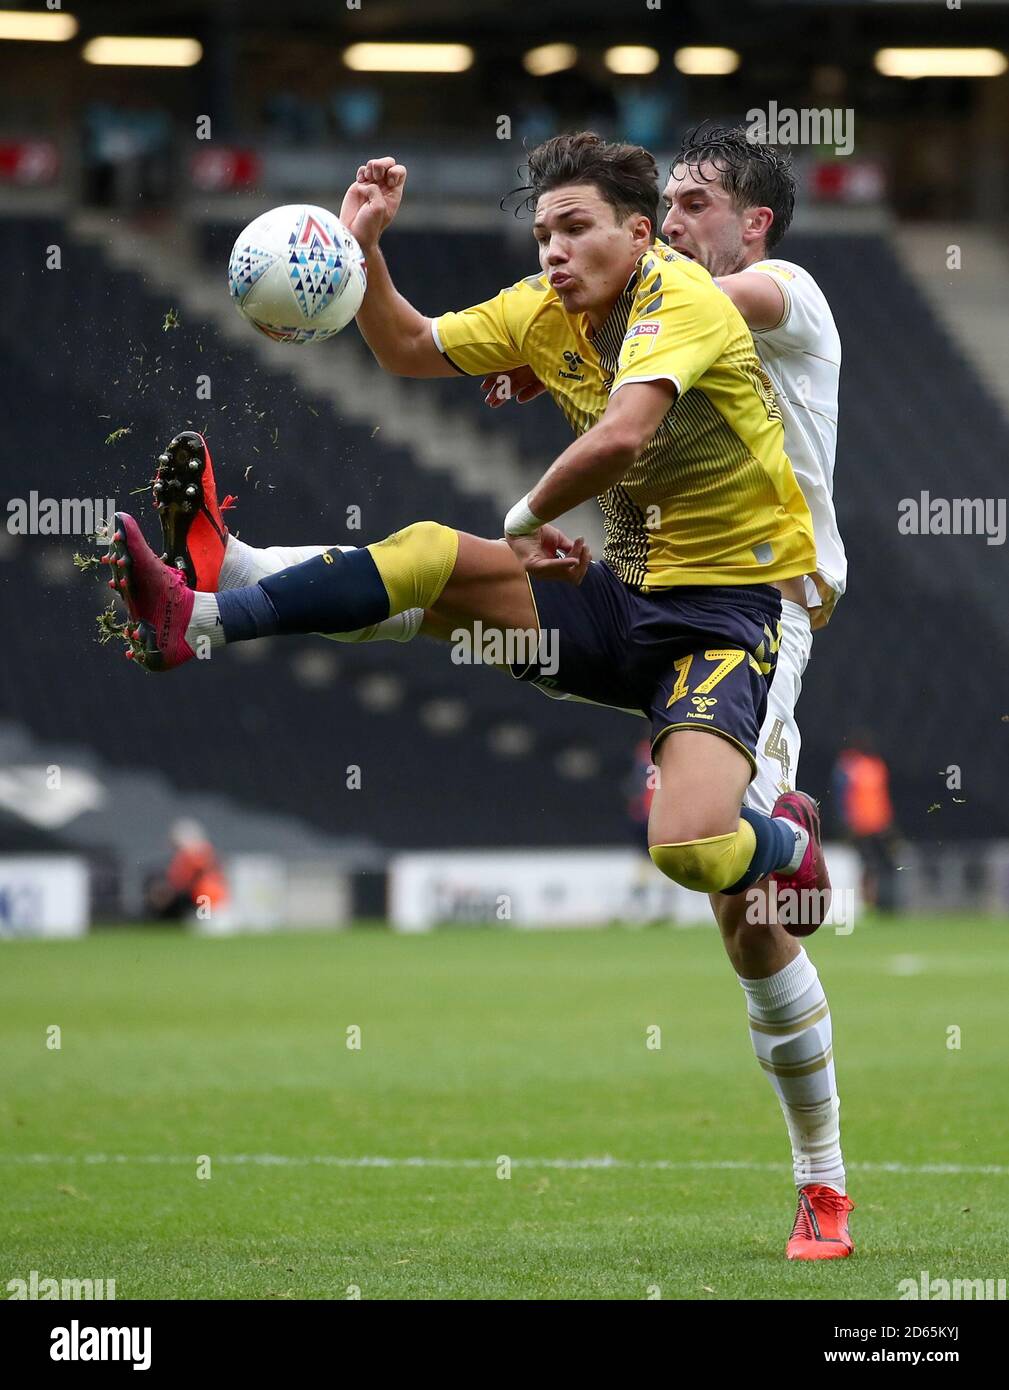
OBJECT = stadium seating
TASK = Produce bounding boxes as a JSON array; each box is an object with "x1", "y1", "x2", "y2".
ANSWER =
[
  {"x1": 1, "y1": 216, "x2": 1005, "y2": 856},
  {"x1": 0, "y1": 217, "x2": 640, "y2": 855}
]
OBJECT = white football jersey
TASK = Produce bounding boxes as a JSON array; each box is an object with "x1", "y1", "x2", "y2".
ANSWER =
[{"x1": 744, "y1": 258, "x2": 846, "y2": 627}]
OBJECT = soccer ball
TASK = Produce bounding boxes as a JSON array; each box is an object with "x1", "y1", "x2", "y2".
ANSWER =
[{"x1": 227, "y1": 204, "x2": 366, "y2": 344}]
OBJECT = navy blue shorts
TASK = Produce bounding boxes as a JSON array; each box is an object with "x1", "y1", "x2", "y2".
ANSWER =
[{"x1": 517, "y1": 562, "x2": 782, "y2": 777}]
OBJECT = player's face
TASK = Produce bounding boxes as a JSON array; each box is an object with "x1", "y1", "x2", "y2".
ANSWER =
[
  {"x1": 533, "y1": 184, "x2": 651, "y2": 323},
  {"x1": 661, "y1": 163, "x2": 753, "y2": 277}
]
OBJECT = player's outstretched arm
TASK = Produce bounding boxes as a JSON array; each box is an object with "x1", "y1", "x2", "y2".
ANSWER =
[
  {"x1": 339, "y1": 156, "x2": 456, "y2": 378},
  {"x1": 508, "y1": 380, "x2": 676, "y2": 532},
  {"x1": 714, "y1": 270, "x2": 786, "y2": 331}
]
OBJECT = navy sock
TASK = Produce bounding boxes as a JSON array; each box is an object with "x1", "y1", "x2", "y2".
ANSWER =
[
  {"x1": 216, "y1": 548, "x2": 391, "y2": 643},
  {"x1": 722, "y1": 807, "x2": 797, "y2": 895},
  {"x1": 216, "y1": 584, "x2": 280, "y2": 642}
]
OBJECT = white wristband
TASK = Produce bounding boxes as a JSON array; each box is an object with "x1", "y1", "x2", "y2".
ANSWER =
[{"x1": 504, "y1": 494, "x2": 545, "y2": 536}]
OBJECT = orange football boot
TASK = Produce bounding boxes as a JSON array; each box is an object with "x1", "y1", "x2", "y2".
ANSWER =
[
  {"x1": 151, "y1": 431, "x2": 235, "y2": 591},
  {"x1": 786, "y1": 1184, "x2": 855, "y2": 1260}
]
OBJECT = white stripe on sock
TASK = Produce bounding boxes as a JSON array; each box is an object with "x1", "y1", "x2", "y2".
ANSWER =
[{"x1": 739, "y1": 949, "x2": 845, "y2": 1192}]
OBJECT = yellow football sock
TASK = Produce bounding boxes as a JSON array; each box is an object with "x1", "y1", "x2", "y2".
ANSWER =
[
  {"x1": 649, "y1": 819, "x2": 758, "y2": 893},
  {"x1": 367, "y1": 521, "x2": 459, "y2": 615}
]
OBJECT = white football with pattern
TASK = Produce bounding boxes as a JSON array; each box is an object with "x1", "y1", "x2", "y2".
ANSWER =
[{"x1": 228, "y1": 204, "x2": 367, "y2": 344}]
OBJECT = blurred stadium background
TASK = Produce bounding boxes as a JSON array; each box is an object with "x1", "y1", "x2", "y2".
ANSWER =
[{"x1": 1, "y1": 0, "x2": 1006, "y2": 933}]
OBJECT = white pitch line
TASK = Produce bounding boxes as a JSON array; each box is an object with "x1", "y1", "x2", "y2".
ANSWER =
[{"x1": 0, "y1": 1154, "x2": 1006, "y2": 1176}]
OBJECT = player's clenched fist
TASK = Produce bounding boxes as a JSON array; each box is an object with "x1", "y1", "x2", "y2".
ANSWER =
[{"x1": 339, "y1": 156, "x2": 407, "y2": 250}]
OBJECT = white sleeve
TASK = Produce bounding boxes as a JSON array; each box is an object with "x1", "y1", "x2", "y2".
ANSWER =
[{"x1": 746, "y1": 260, "x2": 827, "y2": 354}]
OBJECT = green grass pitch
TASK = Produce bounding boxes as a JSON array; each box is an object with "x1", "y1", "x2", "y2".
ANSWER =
[{"x1": 2, "y1": 916, "x2": 1006, "y2": 1300}]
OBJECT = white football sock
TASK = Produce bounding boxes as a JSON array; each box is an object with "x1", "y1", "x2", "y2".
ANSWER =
[
  {"x1": 775, "y1": 821, "x2": 809, "y2": 874},
  {"x1": 218, "y1": 535, "x2": 424, "y2": 643},
  {"x1": 219, "y1": 536, "x2": 335, "y2": 588},
  {"x1": 184, "y1": 591, "x2": 226, "y2": 651},
  {"x1": 738, "y1": 949, "x2": 845, "y2": 1193},
  {"x1": 325, "y1": 607, "x2": 425, "y2": 645}
]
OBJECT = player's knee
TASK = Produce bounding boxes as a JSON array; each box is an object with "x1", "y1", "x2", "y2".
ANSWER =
[
  {"x1": 385, "y1": 519, "x2": 458, "y2": 566},
  {"x1": 367, "y1": 521, "x2": 459, "y2": 612},
  {"x1": 650, "y1": 836, "x2": 742, "y2": 894},
  {"x1": 394, "y1": 519, "x2": 455, "y2": 549}
]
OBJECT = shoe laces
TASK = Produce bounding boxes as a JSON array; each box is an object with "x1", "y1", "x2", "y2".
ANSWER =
[
  {"x1": 802, "y1": 1184, "x2": 853, "y2": 1215},
  {"x1": 220, "y1": 494, "x2": 237, "y2": 512}
]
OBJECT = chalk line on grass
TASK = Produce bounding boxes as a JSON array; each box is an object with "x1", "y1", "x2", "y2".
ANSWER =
[{"x1": 0, "y1": 1154, "x2": 1005, "y2": 1175}]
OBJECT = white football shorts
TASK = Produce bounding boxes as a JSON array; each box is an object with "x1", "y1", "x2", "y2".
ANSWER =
[{"x1": 745, "y1": 598, "x2": 813, "y2": 815}]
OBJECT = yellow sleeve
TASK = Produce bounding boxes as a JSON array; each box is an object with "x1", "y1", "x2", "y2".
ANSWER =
[
  {"x1": 431, "y1": 280, "x2": 535, "y2": 376},
  {"x1": 612, "y1": 265, "x2": 730, "y2": 398}
]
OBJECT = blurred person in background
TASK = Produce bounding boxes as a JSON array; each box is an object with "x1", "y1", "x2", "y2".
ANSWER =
[
  {"x1": 832, "y1": 733, "x2": 898, "y2": 912},
  {"x1": 145, "y1": 818, "x2": 229, "y2": 923}
]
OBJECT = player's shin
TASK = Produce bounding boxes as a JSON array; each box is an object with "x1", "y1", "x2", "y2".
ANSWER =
[
  {"x1": 189, "y1": 521, "x2": 458, "y2": 648},
  {"x1": 219, "y1": 536, "x2": 423, "y2": 643},
  {"x1": 735, "y1": 935, "x2": 846, "y2": 1194}
]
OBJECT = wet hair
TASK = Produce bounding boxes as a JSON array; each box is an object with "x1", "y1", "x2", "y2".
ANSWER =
[
  {"x1": 672, "y1": 123, "x2": 796, "y2": 250},
  {"x1": 509, "y1": 131, "x2": 659, "y2": 235}
]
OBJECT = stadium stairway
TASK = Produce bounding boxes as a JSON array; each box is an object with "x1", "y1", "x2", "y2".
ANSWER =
[{"x1": 897, "y1": 223, "x2": 1009, "y2": 428}]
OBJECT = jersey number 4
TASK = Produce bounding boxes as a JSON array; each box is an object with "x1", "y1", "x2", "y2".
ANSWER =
[{"x1": 764, "y1": 716, "x2": 792, "y2": 785}]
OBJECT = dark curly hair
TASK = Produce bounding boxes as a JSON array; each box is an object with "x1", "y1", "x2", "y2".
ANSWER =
[
  {"x1": 509, "y1": 131, "x2": 659, "y2": 236},
  {"x1": 672, "y1": 123, "x2": 796, "y2": 251}
]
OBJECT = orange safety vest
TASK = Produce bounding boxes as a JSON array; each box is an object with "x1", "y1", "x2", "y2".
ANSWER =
[
  {"x1": 166, "y1": 843, "x2": 229, "y2": 909},
  {"x1": 838, "y1": 751, "x2": 893, "y2": 837}
]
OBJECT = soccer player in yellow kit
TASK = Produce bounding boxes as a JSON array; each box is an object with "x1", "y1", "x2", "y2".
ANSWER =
[
  {"x1": 108, "y1": 135, "x2": 829, "y2": 1004},
  {"x1": 476, "y1": 128, "x2": 854, "y2": 1258}
]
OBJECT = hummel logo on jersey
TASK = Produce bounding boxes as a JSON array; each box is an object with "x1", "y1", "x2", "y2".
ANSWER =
[
  {"x1": 691, "y1": 696, "x2": 718, "y2": 713},
  {"x1": 558, "y1": 350, "x2": 585, "y2": 382}
]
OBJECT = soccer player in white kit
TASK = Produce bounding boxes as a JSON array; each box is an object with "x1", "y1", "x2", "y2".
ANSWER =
[{"x1": 661, "y1": 128, "x2": 851, "y2": 1256}]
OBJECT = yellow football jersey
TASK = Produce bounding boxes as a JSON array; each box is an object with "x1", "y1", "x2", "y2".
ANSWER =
[{"x1": 432, "y1": 241, "x2": 816, "y2": 590}]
